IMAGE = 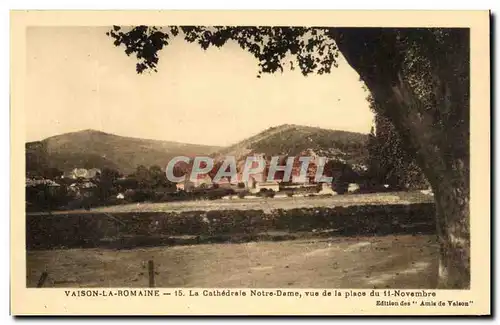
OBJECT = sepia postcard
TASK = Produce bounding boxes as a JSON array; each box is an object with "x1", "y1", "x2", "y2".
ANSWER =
[{"x1": 10, "y1": 10, "x2": 491, "y2": 316}]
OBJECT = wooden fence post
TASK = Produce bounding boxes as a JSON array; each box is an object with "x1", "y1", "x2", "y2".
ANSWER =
[
  {"x1": 148, "y1": 260, "x2": 155, "y2": 288},
  {"x1": 37, "y1": 271, "x2": 48, "y2": 288}
]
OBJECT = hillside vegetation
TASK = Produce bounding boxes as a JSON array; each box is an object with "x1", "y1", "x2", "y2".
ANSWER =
[
  {"x1": 214, "y1": 124, "x2": 368, "y2": 165},
  {"x1": 26, "y1": 129, "x2": 222, "y2": 175}
]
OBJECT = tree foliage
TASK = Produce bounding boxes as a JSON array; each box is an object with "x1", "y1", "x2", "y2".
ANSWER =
[
  {"x1": 107, "y1": 25, "x2": 339, "y2": 76},
  {"x1": 366, "y1": 95, "x2": 428, "y2": 190},
  {"x1": 129, "y1": 164, "x2": 174, "y2": 191},
  {"x1": 93, "y1": 167, "x2": 121, "y2": 202},
  {"x1": 334, "y1": 28, "x2": 469, "y2": 181}
]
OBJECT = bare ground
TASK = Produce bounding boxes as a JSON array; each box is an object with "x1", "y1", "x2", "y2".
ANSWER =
[{"x1": 27, "y1": 234, "x2": 438, "y2": 289}]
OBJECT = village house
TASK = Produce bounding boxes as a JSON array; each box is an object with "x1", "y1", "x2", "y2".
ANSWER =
[
  {"x1": 318, "y1": 182, "x2": 337, "y2": 195},
  {"x1": 68, "y1": 180, "x2": 97, "y2": 198},
  {"x1": 246, "y1": 175, "x2": 258, "y2": 190},
  {"x1": 175, "y1": 182, "x2": 185, "y2": 192},
  {"x1": 62, "y1": 167, "x2": 101, "y2": 180},
  {"x1": 193, "y1": 174, "x2": 213, "y2": 189},
  {"x1": 176, "y1": 180, "x2": 196, "y2": 192},
  {"x1": 347, "y1": 183, "x2": 360, "y2": 193},
  {"x1": 216, "y1": 176, "x2": 239, "y2": 190},
  {"x1": 291, "y1": 174, "x2": 308, "y2": 184},
  {"x1": 255, "y1": 181, "x2": 280, "y2": 192},
  {"x1": 25, "y1": 178, "x2": 61, "y2": 188},
  {"x1": 87, "y1": 168, "x2": 101, "y2": 179}
]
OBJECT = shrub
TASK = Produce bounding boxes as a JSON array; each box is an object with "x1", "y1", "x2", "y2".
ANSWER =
[
  {"x1": 26, "y1": 184, "x2": 72, "y2": 212},
  {"x1": 257, "y1": 189, "x2": 275, "y2": 198},
  {"x1": 206, "y1": 188, "x2": 235, "y2": 200},
  {"x1": 26, "y1": 203, "x2": 436, "y2": 250},
  {"x1": 237, "y1": 191, "x2": 249, "y2": 199}
]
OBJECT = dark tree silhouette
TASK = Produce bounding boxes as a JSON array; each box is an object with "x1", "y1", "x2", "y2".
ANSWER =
[
  {"x1": 94, "y1": 167, "x2": 121, "y2": 202},
  {"x1": 107, "y1": 26, "x2": 470, "y2": 289},
  {"x1": 43, "y1": 167, "x2": 64, "y2": 180},
  {"x1": 149, "y1": 165, "x2": 175, "y2": 190},
  {"x1": 134, "y1": 165, "x2": 150, "y2": 189},
  {"x1": 26, "y1": 141, "x2": 49, "y2": 177}
]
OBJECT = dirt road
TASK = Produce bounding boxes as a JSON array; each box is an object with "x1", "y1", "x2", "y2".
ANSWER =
[{"x1": 27, "y1": 234, "x2": 438, "y2": 289}]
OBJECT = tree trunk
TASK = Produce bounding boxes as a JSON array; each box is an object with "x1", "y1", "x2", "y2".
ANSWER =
[
  {"x1": 432, "y1": 163, "x2": 470, "y2": 288},
  {"x1": 334, "y1": 28, "x2": 470, "y2": 289}
]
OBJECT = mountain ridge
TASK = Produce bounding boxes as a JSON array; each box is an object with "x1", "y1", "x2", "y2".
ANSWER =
[
  {"x1": 41, "y1": 129, "x2": 219, "y2": 148},
  {"x1": 214, "y1": 124, "x2": 368, "y2": 167},
  {"x1": 26, "y1": 129, "x2": 223, "y2": 175},
  {"x1": 26, "y1": 125, "x2": 369, "y2": 176}
]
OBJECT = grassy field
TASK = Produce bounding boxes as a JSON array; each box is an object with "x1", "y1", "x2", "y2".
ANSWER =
[
  {"x1": 27, "y1": 234, "x2": 438, "y2": 288},
  {"x1": 28, "y1": 191, "x2": 434, "y2": 215}
]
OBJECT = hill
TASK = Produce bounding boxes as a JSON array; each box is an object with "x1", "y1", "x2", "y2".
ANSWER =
[
  {"x1": 213, "y1": 124, "x2": 369, "y2": 167},
  {"x1": 26, "y1": 125, "x2": 369, "y2": 177},
  {"x1": 26, "y1": 130, "x2": 222, "y2": 175}
]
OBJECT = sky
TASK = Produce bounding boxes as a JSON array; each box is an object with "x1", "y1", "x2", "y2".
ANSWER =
[{"x1": 26, "y1": 26, "x2": 374, "y2": 147}]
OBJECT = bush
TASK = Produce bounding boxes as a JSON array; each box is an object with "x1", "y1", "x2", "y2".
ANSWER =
[
  {"x1": 26, "y1": 184, "x2": 72, "y2": 212},
  {"x1": 125, "y1": 189, "x2": 151, "y2": 203},
  {"x1": 26, "y1": 203, "x2": 436, "y2": 250},
  {"x1": 237, "y1": 191, "x2": 249, "y2": 199},
  {"x1": 206, "y1": 188, "x2": 235, "y2": 200},
  {"x1": 257, "y1": 189, "x2": 275, "y2": 198},
  {"x1": 333, "y1": 182, "x2": 349, "y2": 195}
]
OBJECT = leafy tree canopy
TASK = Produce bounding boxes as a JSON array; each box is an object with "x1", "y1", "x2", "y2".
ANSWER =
[{"x1": 107, "y1": 25, "x2": 341, "y2": 75}]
